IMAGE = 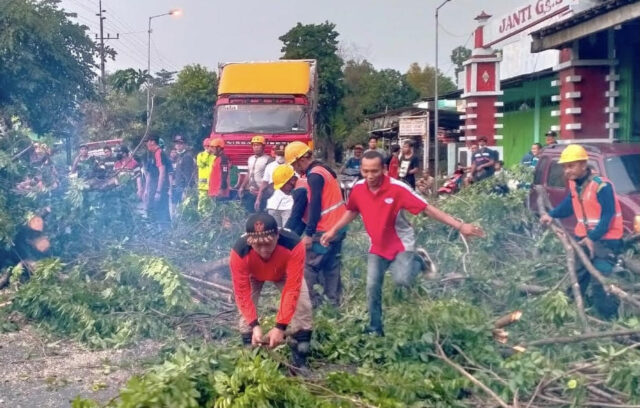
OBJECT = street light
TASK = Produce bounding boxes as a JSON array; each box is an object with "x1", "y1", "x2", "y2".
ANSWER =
[
  {"x1": 434, "y1": 0, "x2": 451, "y2": 182},
  {"x1": 147, "y1": 8, "x2": 181, "y2": 122}
]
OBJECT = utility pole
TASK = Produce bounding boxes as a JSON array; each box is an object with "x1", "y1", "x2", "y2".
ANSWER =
[{"x1": 96, "y1": 0, "x2": 119, "y2": 93}]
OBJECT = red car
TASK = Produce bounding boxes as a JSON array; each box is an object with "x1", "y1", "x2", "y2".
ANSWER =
[{"x1": 529, "y1": 142, "x2": 640, "y2": 235}]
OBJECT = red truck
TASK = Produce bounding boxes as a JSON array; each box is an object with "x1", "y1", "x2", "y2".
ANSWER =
[
  {"x1": 529, "y1": 142, "x2": 640, "y2": 235},
  {"x1": 210, "y1": 60, "x2": 317, "y2": 169}
]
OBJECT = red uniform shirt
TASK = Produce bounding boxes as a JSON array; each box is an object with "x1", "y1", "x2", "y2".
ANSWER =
[
  {"x1": 229, "y1": 230, "x2": 305, "y2": 327},
  {"x1": 208, "y1": 153, "x2": 230, "y2": 198},
  {"x1": 347, "y1": 175, "x2": 428, "y2": 260}
]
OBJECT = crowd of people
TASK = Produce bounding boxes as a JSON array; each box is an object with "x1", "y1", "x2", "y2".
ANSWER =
[{"x1": 61, "y1": 131, "x2": 625, "y2": 373}]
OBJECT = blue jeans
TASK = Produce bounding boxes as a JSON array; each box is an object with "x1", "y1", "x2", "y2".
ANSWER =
[{"x1": 366, "y1": 252, "x2": 422, "y2": 333}]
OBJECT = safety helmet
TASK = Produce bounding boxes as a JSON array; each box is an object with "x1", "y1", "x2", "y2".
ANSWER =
[
  {"x1": 251, "y1": 135, "x2": 265, "y2": 145},
  {"x1": 211, "y1": 138, "x2": 225, "y2": 148},
  {"x1": 558, "y1": 144, "x2": 588, "y2": 164},
  {"x1": 272, "y1": 164, "x2": 295, "y2": 190},
  {"x1": 284, "y1": 141, "x2": 311, "y2": 164},
  {"x1": 202, "y1": 138, "x2": 211, "y2": 148}
]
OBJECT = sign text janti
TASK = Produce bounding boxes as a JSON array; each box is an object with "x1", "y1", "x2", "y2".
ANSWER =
[{"x1": 498, "y1": 0, "x2": 565, "y2": 34}]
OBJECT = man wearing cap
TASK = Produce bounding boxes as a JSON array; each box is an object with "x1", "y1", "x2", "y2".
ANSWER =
[
  {"x1": 197, "y1": 138, "x2": 216, "y2": 213},
  {"x1": 273, "y1": 164, "x2": 308, "y2": 236},
  {"x1": 540, "y1": 144, "x2": 623, "y2": 318},
  {"x1": 545, "y1": 130, "x2": 557, "y2": 146},
  {"x1": 284, "y1": 141, "x2": 347, "y2": 307},
  {"x1": 340, "y1": 144, "x2": 364, "y2": 176},
  {"x1": 208, "y1": 138, "x2": 231, "y2": 200},
  {"x1": 171, "y1": 135, "x2": 195, "y2": 207},
  {"x1": 144, "y1": 135, "x2": 173, "y2": 226},
  {"x1": 229, "y1": 213, "x2": 313, "y2": 369},
  {"x1": 257, "y1": 145, "x2": 293, "y2": 227},
  {"x1": 238, "y1": 135, "x2": 273, "y2": 212}
]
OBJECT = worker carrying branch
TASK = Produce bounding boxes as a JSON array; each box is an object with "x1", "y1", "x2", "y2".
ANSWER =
[
  {"x1": 320, "y1": 150, "x2": 485, "y2": 336},
  {"x1": 540, "y1": 144, "x2": 623, "y2": 318},
  {"x1": 229, "y1": 213, "x2": 313, "y2": 370}
]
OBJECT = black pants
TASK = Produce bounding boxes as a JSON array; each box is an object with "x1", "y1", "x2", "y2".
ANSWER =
[
  {"x1": 304, "y1": 233, "x2": 344, "y2": 307},
  {"x1": 574, "y1": 239, "x2": 622, "y2": 319},
  {"x1": 149, "y1": 191, "x2": 171, "y2": 228}
]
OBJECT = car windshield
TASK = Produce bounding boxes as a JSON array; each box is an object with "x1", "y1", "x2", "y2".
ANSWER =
[
  {"x1": 605, "y1": 154, "x2": 640, "y2": 194},
  {"x1": 214, "y1": 104, "x2": 308, "y2": 134}
]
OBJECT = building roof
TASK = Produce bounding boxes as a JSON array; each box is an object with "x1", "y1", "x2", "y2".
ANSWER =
[{"x1": 531, "y1": 0, "x2": 640, "y2": 51}]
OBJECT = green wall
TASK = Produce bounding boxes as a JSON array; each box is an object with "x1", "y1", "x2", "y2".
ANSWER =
[
  {"x1": 616, "y1": 23, "x2": 640, "y2": 142},
  {"x1": 498, "y1": 75, "x2": 558, "y2": 167}
]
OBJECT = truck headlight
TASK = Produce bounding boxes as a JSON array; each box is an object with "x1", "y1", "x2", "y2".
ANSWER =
[{"x1": 635, "y1": 215, "x2": 640, "y2": 234}]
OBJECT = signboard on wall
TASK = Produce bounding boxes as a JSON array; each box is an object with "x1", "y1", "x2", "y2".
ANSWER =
[
  {"x1": 484, "y1": 0, "x2": 576, "y2": 46},
  {"x1": 399, "y1": 117, "x2": 427, "y2": 136}
]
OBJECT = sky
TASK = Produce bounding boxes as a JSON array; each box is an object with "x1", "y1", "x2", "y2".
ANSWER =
[{"x1": 60, "y1": 0, "x2": 521, "y2": 79}]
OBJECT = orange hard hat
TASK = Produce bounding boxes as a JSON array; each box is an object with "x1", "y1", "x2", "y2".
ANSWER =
[
  {"x1": 211, "y1": 138, "x2": 225, "y2": 148},
  {"x1": 203, "y1": 138, "x2": 212, "y2": 147}
]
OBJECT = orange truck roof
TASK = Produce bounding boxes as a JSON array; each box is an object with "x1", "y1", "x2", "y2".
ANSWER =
[{"x1": 218, "y1": 61, "x2": 312, "y2": 95}]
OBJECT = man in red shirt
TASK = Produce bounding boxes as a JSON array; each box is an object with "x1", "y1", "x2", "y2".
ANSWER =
[
  {"x1": 229, "y1": 213, "x2": 313, "y2": 369},
  {"x1": 321, "y1": 150, "x2": 485, "y2": 336}
]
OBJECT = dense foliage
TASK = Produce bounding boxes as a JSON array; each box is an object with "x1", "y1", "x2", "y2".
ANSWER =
[{"x1": 57, "y1": 168, "x2": 640, "y2": 407}]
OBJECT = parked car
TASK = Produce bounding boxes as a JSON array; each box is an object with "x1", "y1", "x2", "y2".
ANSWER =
[{"x1": 529, "y1": 142, "x2": 640, "y2": 235}]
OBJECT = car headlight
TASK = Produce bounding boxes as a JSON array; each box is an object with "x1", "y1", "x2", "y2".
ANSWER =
[{"x1": 635, "y1": 215, "x2": 640, "y2": 234}]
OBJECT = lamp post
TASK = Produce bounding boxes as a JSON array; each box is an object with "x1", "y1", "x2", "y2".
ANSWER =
[
  {"x1": 147, "y1": 9, "x2": 181, "y2": 122},
  {"x1": 434, "y1": 0, "x2": 451, "y2": 181}
]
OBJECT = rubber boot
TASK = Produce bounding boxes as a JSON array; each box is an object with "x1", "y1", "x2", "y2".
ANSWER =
[
  {"x1": 241, "y1": 332, "x2": 252, "y2": 346},
  {"x1": 289, "y1": 330, "x2": 312, "y2": 376}
]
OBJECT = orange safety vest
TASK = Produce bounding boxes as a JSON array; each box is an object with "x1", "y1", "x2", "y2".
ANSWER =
[
  {"x1": 307, "y1": 165, "x2": 346, "y2": 232},
  {"x1": 569, "y1": 175, "x2": 623, "y2": 240}
]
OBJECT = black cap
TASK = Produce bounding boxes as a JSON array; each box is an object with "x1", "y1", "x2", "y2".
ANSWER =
[
  {"x1": 545, "y1": 130, "x2": 557, "y2": 137},
  {"x1": 245, "y1": 213, "x2": 279, "y2": 242},
  {"x1": 173, "y1": 135, "x2": 185, "y2": 143}
]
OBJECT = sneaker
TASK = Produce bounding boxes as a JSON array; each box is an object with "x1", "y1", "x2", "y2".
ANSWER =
[
  {"x1": 364, "y1": 326, "x2": 385, "y2": 337},
  {"x1": 416, "y1": 248, "x2": 437, "y2": 279}
]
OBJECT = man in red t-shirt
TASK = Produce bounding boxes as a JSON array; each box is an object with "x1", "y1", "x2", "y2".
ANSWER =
[
  {"x1": 229, "y1": 213, "x2": 313, "y2": 369},
  {"x1": 321, "y1": 150, "x2": 485, "y2": 336}
]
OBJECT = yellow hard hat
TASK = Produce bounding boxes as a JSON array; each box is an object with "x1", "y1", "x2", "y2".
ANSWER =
[
  {"x1": 284, "y1": 141, "x2": 311, "y2": 164},
  {"x1": 272, "y1": 164, "x2": 295, "y2": 190},
  {"x1": 251, "y1": 135, "x2": 265, "y2": 145},
  {"x1": 558, "y1": 144, "x2": 588, "y2": 164}
]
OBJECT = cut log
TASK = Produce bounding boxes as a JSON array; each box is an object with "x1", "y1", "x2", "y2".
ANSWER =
[
  {"x1": 182, "y1": 273, "x2": 233, "y2": 294},
  {"x1": 494, "y1": 310, "x2": 522, "y2": 329}
]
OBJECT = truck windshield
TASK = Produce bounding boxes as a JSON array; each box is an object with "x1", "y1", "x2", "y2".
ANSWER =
[
  {"x1": 605, "y1": 154, "x2": 640, "y2": 194},
  {"x1": 214, "y1": 104, "x2": 308, "y2": 134}
]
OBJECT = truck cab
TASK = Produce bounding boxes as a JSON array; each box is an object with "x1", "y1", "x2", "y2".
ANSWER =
[{"x1": 211, "y1": 60, "x2": 317, "y2": 168}]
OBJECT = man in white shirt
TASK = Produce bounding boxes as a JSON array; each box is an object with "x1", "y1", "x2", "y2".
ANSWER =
[
  {"x1": 257, "y1": 144, "x2": 293, "y2": 227},
  {"x1": 238, "y1": 135, "x2": 272, "y2": 212}
]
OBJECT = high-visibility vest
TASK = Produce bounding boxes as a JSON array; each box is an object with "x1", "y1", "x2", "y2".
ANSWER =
[
  {"x1": 569, "y1": 175, "x2": 623, "y2": 240},
  {"x1": 196, "y1": 151, "x2": 215, "y2": 191},
  {"x1": 307, "y1": 165, "x2": 346, "y2": 233}
]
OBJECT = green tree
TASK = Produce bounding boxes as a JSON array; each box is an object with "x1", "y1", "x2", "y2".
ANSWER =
[
  {"x1": 0, "y1": 0, "x2": 97, "y2": 134},
  {"x1": 154, "y1": 64, "x2": 217, "y2": 147},
  {"x1": 342, "y1": 59, "x2": 418, "y2": 147},
  {"x1": 450, "y1": 46, "x2": 472, "y2": 84},
  {"x1": 279, "y1": 21, "x2": 344, "y2": 162},
  {"x1": 110, "y1": 69, "x2": 150, "y2": 95},
  {"x1": 405, "y1": 62, "x2": 456, "y2": 99}
]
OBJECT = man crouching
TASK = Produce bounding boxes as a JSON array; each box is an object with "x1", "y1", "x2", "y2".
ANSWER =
[{"x1": 229, "y1": 213, "x2": 313, "y2": 370}]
